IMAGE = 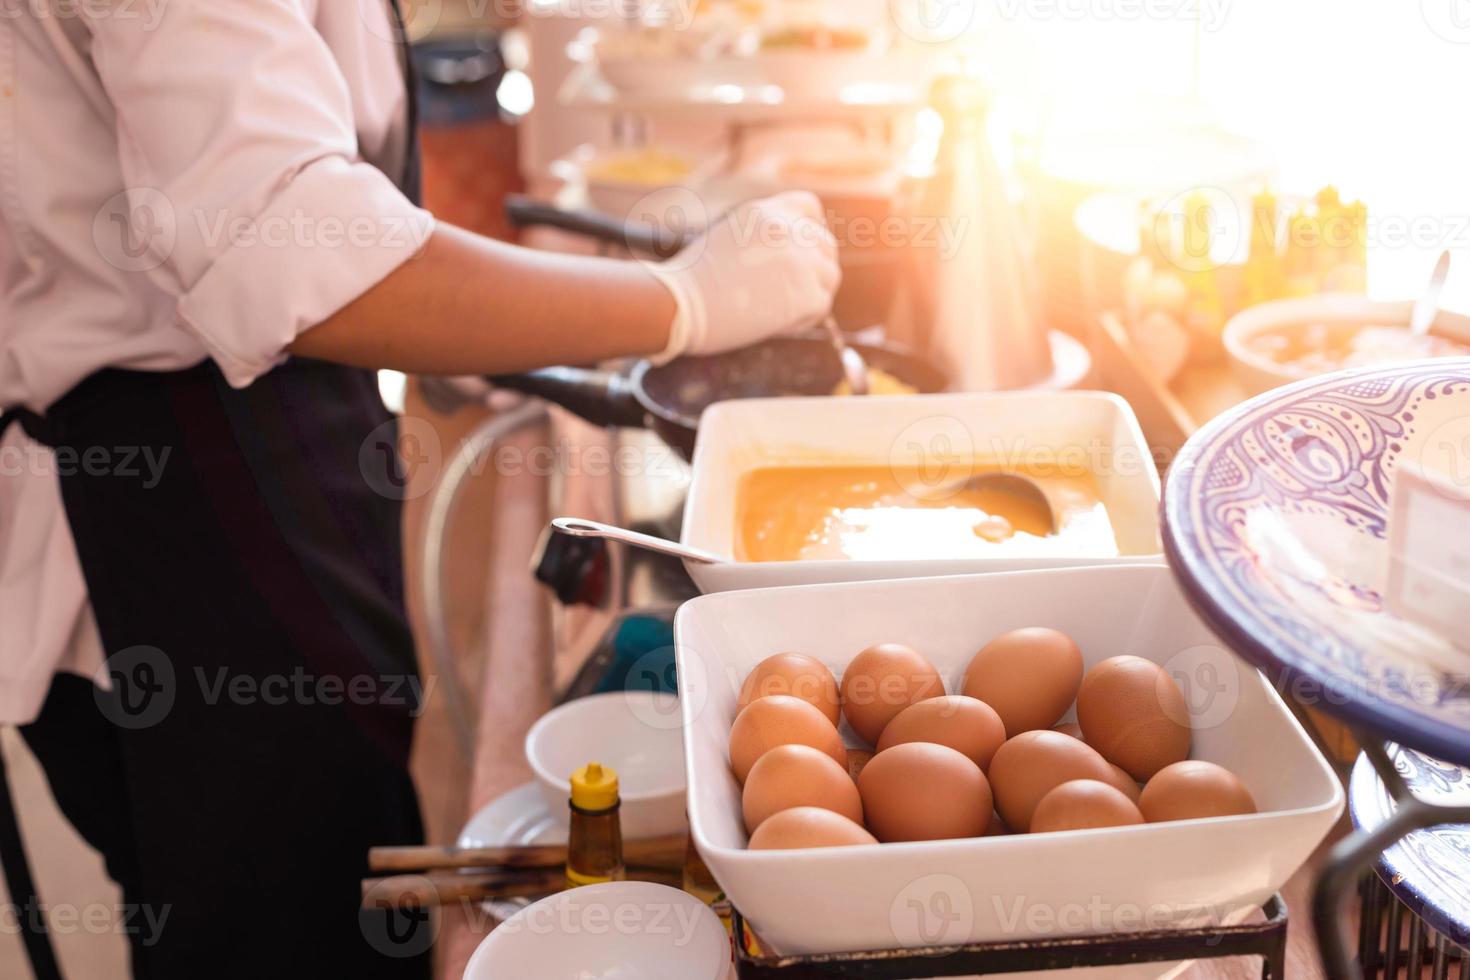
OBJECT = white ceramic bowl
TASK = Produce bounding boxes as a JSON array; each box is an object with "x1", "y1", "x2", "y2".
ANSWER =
[
  {"x1": 525, "y1": 691, "x2": 687, "y2": 839},
  {"x1": 597, "y1": 55, "x2": 761, "y2": 95},
  {"x1": 673, "y1": 564, "x2": 1343, "y2": 956},
  {"x1": 681, "y1": 391, "x2": 1163, "y2": 593},
  {"x1": 1222, "y1": 295, "x2": 1470, "y2": 395},
  {"x1": 463, "y1": 881, "x2": 732, "y2": 980}
]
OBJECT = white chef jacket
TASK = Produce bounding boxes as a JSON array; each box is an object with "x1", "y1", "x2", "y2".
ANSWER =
[{"x1": 0, "y1": 0, "x2": 436, "y2": 723}]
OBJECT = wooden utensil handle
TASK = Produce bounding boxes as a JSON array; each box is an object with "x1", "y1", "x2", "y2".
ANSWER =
[
  {"x1": 360, "y1": 866, "x2": 685, "y2": 909},
  {"x1": 367, "y1": 834, "x2": 686, "y2": 873},
  {"x1": 362, "y1": 869, "x2": 566, "y2": 909}
]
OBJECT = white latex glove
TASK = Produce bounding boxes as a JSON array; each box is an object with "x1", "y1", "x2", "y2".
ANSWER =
[{"x1": 646, "y1": 191, "x2": 841, "y2": 363}]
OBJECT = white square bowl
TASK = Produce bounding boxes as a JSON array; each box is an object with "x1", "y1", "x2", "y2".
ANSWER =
[
  {"x1": 680, "y1": 391, "x2": 1163, "y2": 594},
  {"x1": 673, "y1": 564, "x2": 1343, "y2": 956}
]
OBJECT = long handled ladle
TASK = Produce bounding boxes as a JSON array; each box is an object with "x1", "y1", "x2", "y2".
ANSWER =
[{"x1": 550, "y1": 517, "x2": 725, "y2": 564}]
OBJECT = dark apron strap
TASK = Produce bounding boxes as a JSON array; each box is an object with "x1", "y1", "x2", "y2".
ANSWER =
[
  {"x1": 388, "y1": 0, "x2": 422, "y2": 207},
  {"x1": 0, "y1": 749, "x2": 63, "y2": 980}
]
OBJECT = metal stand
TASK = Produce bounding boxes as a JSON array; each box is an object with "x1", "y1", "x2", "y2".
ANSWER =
[
  {"x1": 1313, "y1": 734, "x2": 1470, "y2": 980},
  {"x1": 1359, "y1": 873, "x2": 1468, "y2": 979},
  {"x1": 733, "y1": 895, "x2": 1288, "y2": 979}
]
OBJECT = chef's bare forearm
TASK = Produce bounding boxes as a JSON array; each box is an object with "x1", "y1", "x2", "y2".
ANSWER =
[{"x1": 289, "y1": 224, "x2": 675, "y2": 373}]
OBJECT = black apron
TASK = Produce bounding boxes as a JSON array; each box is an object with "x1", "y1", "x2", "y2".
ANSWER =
[{"x1": 1, "y1": 4, "x2": 432, "y2": 977}]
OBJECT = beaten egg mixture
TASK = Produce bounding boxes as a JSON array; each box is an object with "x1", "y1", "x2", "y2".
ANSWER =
[{"x1": 735, "y1": 463, "x2": 1118, "y2": 562}]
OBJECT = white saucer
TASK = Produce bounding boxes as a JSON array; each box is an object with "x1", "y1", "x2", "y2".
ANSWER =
[
  {"x1": 457, "y1": 782, "x2": 566, "y2": 921},
  {"x1": 457, "y1": 782, "x2": 565, "y2": 851}
]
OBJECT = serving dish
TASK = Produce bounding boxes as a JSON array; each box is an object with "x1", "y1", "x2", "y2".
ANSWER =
[
  {"x1": 463, "y1": 881, "x2": 732, "y2": 980},
  {"x1": 1162, "y1": 358, "x2": 1470, "y2": 766},
  {"x1": 524, "y1": 691, "x2": 687, "y2": 838},
  {"x1": 681, "y1": 391, "x2": 1163, "y2": 593},
  {"x1": 673, "y1": 564, "x2": 1343, "y2": 956},
  {"x1": 1223, "y1": 296, "x2": 1470, "y2": 394}
]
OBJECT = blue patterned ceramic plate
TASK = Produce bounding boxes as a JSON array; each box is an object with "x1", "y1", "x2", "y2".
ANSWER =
[
  {"x1": 1349, "y1": 746, "x2": 1470, "y2": 946},
  {"x1": 1163, "y1": 359, "x2": 1470, "y2": 764}
]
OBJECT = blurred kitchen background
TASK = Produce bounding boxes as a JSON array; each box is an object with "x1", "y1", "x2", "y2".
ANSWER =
[{"x1": 7, "y1": 0, "x2": 1470, "y2": 976}]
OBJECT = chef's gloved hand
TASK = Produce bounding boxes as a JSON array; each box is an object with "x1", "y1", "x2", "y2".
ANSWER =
[{"x1": 646, "y1": 192, "x2": 841, "y2": 363}]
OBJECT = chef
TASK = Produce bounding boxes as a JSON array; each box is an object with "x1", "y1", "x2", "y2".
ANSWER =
[{"x1": 0, "y1": 2, "x2": 838, "y2": 977}]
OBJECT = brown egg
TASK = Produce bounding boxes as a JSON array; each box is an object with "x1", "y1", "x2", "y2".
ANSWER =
[
  {"x1": 1103, "y1": 763, "x2": 1143, "y2": 804},
  {"x1": 962, "y1": 628, "x2": 1084, "y2": 736},
  {"x1": 742, "y1": 744, "x2": 864, "y2": 833},
  {"x1": 747, "y1": 806, "x2": 877, "y2": 850},
  {"x1": 840, "y1": 643, "x2": 944, "y2": 746},
  {"x1": 738, "y1": 653, "x2": 842, "y2": 726},
  {"x1": 845, "y1": 749, "x2": 875, "y2": 782},
  {"x1": 1076, "y1": 656, "x2": 1191, "y2": 781},
  {"x1": 1053, "y1": 722, "x2": 1083, "y2": 739},
  {"x1": 1139, "y1": 761, "x2": 1257, "y2": 823},
  {"x1": 728, "y1": 695, "x2": 845, "y2": 784},
  {"x1": 987, "y1": 730, "x2": 1116, "y2": 832},
  {"x1": 1031, "y1": 779, "x2": 1145, "y2": 834},
  {"x1": 876, "y1": 695, "x2": 1007, "y2": 772},
  {"x1": 858, "y1": 742, "x2": 992, "y2": 842},
  {"x1": 984, "y1": 813, "x2": 1010, "y2": 836}
]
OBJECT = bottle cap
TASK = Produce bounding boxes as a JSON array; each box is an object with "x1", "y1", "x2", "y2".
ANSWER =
[{"x1": 570, "y1": 762, "x2": 620, "y2": 811}]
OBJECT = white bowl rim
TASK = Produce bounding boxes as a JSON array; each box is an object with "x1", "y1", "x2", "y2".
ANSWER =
[
  {"x1": 524, "y1": 690, "x2": 687, "y2": 803},
  {"x1": 464, "y1": 880, "x2": 727, "y2": 978},
  {"x1": 1222, "y1": 294, "x2": 1470, "y2": 384}
]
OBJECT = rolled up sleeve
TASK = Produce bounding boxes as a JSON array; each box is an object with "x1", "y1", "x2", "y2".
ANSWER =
[{"x1": 85, "y1": 0, "x2": 434, "y2": 387}]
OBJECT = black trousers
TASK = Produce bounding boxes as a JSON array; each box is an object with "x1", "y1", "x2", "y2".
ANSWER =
[{"x1": 13, "y1": 360, "x2": 431, "y2": 979}]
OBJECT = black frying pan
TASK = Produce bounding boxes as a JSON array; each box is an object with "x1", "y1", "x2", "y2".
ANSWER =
[
  {"x1": 492, "y1": 197, "x2": 948, "y2": 459},
  {"x1": 488, "y1": 337, "x2": 947, "y2": 461}
]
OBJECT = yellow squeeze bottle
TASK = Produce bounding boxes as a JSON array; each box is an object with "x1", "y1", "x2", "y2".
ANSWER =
[{"x1": 566, "y1": 763, "x2": 626, "y2": 888}]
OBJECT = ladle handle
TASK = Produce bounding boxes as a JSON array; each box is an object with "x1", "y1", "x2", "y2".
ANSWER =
[{"x1": 549, "y1": 518, "x2": 725, "y2": 565}]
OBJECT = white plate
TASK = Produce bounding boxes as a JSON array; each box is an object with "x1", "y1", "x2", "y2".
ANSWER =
[
  {"x1": 674, "y1": 564, "x2": 1343, "y2": 957},
  {"x1": 457, "y1": 783, "x2": 564, "y2": 923},
  {"x1": 458, "y1": 783, "x2": 564, "y2": 852},
  {"x1": 681, "y1": 391, "x2": 1163, "y2": 593}
]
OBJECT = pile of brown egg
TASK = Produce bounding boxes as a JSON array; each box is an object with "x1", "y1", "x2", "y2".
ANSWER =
[{"x1": 727, "y1": 630, "x2": 1257, "y2": 850}]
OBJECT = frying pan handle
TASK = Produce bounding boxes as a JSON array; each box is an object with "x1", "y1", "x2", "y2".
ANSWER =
[
  {"x1": 504, "y1": 194, "x2": 687, "y2": 258},
  {"x1": 486, "y1": 367, "x2": 648, "y2": 430}
]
